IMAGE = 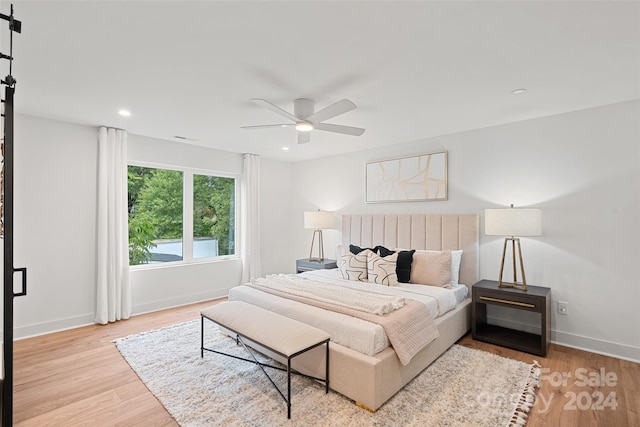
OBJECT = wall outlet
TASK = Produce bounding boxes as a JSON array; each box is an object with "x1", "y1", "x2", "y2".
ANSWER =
[{"x1": 558, "y1": 301, "x2": 568, "y2": 315}]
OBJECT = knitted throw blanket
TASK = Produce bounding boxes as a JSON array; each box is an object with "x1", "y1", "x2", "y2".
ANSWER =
[{"x1": 247, "y1": 274, "x2": 439, "y2": 365}]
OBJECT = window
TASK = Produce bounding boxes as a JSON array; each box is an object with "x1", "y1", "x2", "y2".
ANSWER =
[
  {"x1": 193, "y1": 174, "x2": 235, "y2": 258},
  {"x1": 127, "y1": 164, "x2": 237, "y2": 266}
]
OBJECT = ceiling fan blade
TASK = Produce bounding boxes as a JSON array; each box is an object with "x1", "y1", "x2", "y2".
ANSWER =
[
  {"x1": 298, "y1": 131, "x2": 311, "y2": 144},
  {"x1": 306, "y1": 99, "x2": 356, "y2": 123},
  {"x1": 314, "y1": 123, "x2": 365, "y2": 136},
  {"x1": 250, "y1": 98, "x2": 299, "y2": 122},
  {"x1": 241, "y1": 124, "x2": 294, "y2": 130}
]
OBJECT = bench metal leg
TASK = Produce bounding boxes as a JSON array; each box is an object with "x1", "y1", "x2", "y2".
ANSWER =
[
  {"x1": 287, "y1": 359, "x2": 292, "y2": 419},
  {"x1": 200, "y1": 315, "x2": 330, "y2": 420},
  {"x1": 200, "y1": 316, "x2": 204, "y2": 358},
  {"x1": 326, "y1": 340, "x2": 330, "y2": 394}
]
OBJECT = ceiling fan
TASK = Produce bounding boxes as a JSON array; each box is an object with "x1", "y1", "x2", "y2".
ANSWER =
[{"x1": 241, "y1": 98, "x2": 365, "y2": 144}]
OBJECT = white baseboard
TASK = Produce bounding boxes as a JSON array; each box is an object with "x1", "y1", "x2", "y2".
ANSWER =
[
  {"x1": 132, "y1": 288, "x2": 230, "y2": 316},
  {"x1": 14, "y1": 313, "x2": 95, "y2": 340},
  {"x1": 12, "y1": 288, "x2": 231, "y2": 341},
  {"x1": 486, "y1": 315, "x2": 640, "y2": 363},
  {"x1": 551, "y1": 330, "x2": 640, "y2": 363}
]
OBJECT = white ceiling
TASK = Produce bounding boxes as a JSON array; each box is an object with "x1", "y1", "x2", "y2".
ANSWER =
[{"x1": 3, "y1": 1, "x2": 639, "y2": 162}]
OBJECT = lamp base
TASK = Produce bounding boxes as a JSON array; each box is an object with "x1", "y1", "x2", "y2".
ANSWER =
[
  {"x1": 498, "y1": 281, "x2": 527, "y2": 291},
  {"x1": 497, "y1": 237, "x2": 528, "y2": 292},
  {"x1": 308, "y1": 229, "x2": 325, "y2": 262}
]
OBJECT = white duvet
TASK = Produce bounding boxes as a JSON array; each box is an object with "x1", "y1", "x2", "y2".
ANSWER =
[{"x1": 227, "y1": 269, "x2": 468, "y2": 356}]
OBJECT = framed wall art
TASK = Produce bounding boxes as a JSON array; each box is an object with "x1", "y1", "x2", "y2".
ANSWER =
[{"x1": 365, "y1": 151, "x2": 448, "y2": 203}]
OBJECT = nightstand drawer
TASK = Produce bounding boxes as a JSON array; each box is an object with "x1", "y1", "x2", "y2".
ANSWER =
[{"x1": 474, "y1": 290, "x2": 542, "y2": 313}]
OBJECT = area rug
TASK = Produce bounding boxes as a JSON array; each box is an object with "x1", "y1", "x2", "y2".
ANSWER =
[{"x1": 116, "y1": 320, "x2": 540, "y2": 427}]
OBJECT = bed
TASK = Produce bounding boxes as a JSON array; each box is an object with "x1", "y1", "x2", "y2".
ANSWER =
[{"x1": 228, "y1": 213, "x2": 479, "y2": 411}]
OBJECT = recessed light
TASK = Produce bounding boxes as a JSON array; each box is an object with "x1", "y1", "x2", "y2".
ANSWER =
[
  {"x1": 282, "y1": 146, "x2": 290, "y2": 151},
  {"x1": 118, "y1": 109, "x2": 131, "y2": 117},
  {"x1": 511, "y1": 88, "x2": 527, "y2": 95}
]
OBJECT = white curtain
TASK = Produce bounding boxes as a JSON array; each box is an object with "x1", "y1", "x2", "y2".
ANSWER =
[
  {"x1": 95, "y1": 127, "x2": 131, "y2": 324},
  {"x1": 240, "y1": 153, "x2": 261, "y2": 283}
]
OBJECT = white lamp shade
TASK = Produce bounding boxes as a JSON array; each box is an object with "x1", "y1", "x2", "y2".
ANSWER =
[
  {"x1": 304, "y1": 211, "x2": 334, "y2": 230},
  {"x1": 485, "y1": 208, "x2": 542, "y2": 237}
]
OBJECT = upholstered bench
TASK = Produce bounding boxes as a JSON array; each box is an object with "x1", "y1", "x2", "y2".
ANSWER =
[{"x1": 200, "y1": 301, "x2": 330, "y2": 419}]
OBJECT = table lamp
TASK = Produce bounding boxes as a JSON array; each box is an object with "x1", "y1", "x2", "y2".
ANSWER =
[
  {"x1": 485, "y1": 205, "x2": 542, "y2": 291},
  {"x1": 304, "y1": 210, "x2": 334, "y2": 261}
]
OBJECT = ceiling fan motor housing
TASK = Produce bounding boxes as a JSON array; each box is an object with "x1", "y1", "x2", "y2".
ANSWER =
[{"x1": 294, "y1": 98, "x2": 315, "y2": 119}]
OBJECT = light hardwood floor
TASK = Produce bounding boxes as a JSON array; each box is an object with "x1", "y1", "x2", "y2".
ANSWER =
[
  {"x1": 457, "y1": 336, "x2": 640, "y2": 426},
  {"x1": 12, "y1": 299, "x2": 640, "y2": 426}
]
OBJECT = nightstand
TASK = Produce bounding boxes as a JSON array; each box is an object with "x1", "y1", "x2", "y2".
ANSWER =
[
  {"x1": 472, "y1": 279, "x2": 550, "y2": 357},
  {"x1": 296, "y1": 258, "x2": 337, "y2": 273}
]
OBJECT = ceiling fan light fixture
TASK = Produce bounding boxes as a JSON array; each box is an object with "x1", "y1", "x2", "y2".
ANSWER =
[
  {"x1": 295, "y1": 121, "x2": 314, "y2": 132},
  {"x1": 245, "y1": 98, "x2": 364, "y2": 143}
]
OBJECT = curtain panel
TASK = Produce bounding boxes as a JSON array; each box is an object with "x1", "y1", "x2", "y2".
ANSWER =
[
  {"x1": 240, "y1": 153, "x2": 261, "y2": 283},
  {"x1": 95, "y1": 127, "x2": 131, "y2": 324}
]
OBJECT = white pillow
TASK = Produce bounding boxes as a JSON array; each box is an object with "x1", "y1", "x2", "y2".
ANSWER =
[
  {"x1": 451, "y1": 250, "x2": 463, "y2": 285},
  {"x1": 367, "y1": 252, "x2": 399, "y2": 286},
  {"x1": 338, "y1": 246, "x2": 371, "y2": 282}
]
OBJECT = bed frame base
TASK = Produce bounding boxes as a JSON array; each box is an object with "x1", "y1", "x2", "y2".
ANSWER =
[
  {"x1": 355, "y1": 402, "x2": 376, "y2": 413},
  {"x1": 241, "y1": 299, "x2": 471, "y2": 411}
]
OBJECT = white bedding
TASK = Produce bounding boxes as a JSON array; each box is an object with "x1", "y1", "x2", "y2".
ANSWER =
[
  {"x1": 301, "y1": 269, "x2": 468, "y2": 313},
  {"x1": 228, "y1": 269, "x2": 468, "y2": 356},
  {"x1": 450, "y1": 281, "x2": 469, "y2": 304}
]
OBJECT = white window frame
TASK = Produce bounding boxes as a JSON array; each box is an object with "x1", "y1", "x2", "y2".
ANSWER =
[{"x1": 128, "y1": 160, "x2": 240, "y2": 269}]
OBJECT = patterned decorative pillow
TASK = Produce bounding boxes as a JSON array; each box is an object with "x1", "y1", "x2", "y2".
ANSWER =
[
  {"x1": 377, "y1": 246, "x2": 415, "y2": 283},
  {"x1": 338, "y1": 246, "x2": 371, "y2": 281},
  {"x1": 349, "y1": 244, "x2": 378, "y2": 255},
  {"x1": 410, "y1": 250, "x2": 452, "y2": 288},
  {"x1": 367, "y1": 252, "x2": 399, "y2": 286}
]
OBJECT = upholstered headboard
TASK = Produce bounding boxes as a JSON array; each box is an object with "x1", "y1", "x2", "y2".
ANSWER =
[{"x1": 341, "y1": 214, "x2": 479, "y2": 292}]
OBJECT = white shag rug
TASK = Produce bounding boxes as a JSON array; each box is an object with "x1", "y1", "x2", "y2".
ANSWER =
[{"x1": 116, "y1": 320, "x2": 540, "y2": 427}]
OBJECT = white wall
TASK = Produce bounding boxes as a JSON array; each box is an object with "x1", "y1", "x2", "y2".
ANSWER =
[
  {"x1": 259, "y1": 157, "x2": 295, "y2": 275},
  {"x1": 291, "y1": 100, "x2": 640, "y2": 362},
  {"x1": 9, "y1": 115, "x2": 293, "y2": 337},
  {"x1": 13, "y1": 115, "x2": 99, "y2": 337}
]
